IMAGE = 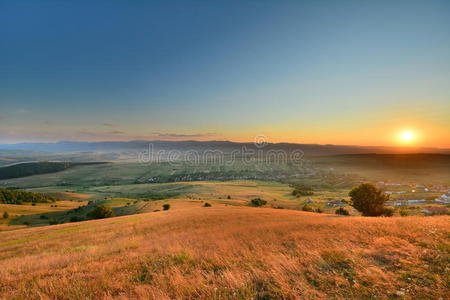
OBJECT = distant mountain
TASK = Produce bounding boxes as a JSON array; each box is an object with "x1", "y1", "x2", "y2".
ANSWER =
[{"x1": 0, "y1": 140, "x2": 449, "y2": 155}]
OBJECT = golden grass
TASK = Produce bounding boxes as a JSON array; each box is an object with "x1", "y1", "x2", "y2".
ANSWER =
[
  {"x1": 0, "y1": 201, "x2": 88, "y2": 231},
  {"x1": 0, "y1": 205, "x2": 448, "y2": 299}
]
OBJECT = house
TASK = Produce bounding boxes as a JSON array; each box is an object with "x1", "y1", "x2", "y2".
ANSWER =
[
  {"x1": 327, "y1": 199, "x2": 346, "y2": 207},
  {"x1": 423, "y1": 207, "x2": 449, "y2": 216},
  {"x1": 389, "y1": 201, "x2": 406, "y2": 206},
  {"x1": 407, "y1": 199, "x2": 426, "y2": 205},
  {"x1": 435, "y1": 194, "x2": 450, "y2": 204}
]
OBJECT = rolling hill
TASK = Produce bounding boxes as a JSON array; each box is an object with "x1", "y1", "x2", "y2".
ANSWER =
[{"x1": 0, "y1": 204, "x2": 448, "y2": 299}]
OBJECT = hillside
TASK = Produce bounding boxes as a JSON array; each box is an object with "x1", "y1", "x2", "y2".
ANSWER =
[
  {"x1": 0, "y1": 205, "x2": 448, "y2": 299},
  {"x1": 0, "y1": 162, "x2": 108, "y2": 180},
  {"x1": 0, "y1": 188, "x2": 56, "y2": 204}
]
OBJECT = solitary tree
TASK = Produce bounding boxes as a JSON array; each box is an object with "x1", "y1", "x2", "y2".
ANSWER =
[
  {"x1": 348, "y1": 183, "x2": 389, "y2": 216},
  {"x1": 2, "y1": 211, "x2": 8, "y2": 219}
]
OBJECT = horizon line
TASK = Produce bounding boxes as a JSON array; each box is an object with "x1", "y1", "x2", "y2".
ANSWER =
[{"x1": 1, "y1": 139, "x2": 450, "y2": 150}]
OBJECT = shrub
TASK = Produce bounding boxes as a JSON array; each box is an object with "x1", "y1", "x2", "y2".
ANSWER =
[
  {"x1": 23, "y1": 221, "x2": 30, "y2": 226},
  {"x1": 316, "y1": 208, "x2": 323, "y2": 213},
  {"x1": 162, "y1": 204, "x2": 171, "y2": 211},
  {"x1": 203, "y1": 202, "x2": 212, "y2": 207},
  {"x1": 381, "y1": 207, "x2": 394, "y2": 217},
  {"x1": 227, "y1": 195, "x2": 231, "y2": 199},
  {"x1": 348, "y1": 183, "x2": 389, "y2": 216},
  {"x1": 3, "y1": 211, "x2": 8, "y2": 219},
  {"x1": 87, "y1": 205, "x2": 115, "y2": 219},
  {"x1": 335, "y1": 207, "x2": 349, "y2": 215},
  {"x1": 399, "y1": 209, "x2": 409, "y2": 217},
  {"x1": 31, "y1": 202, "x2": 36, "y2": 206},
  {"x1": 302, "y1": 204, "x2": 313, "y2": 212},
  {"x1": 49, "y1": 218, "x2": 58, "y2": 225},
  {"x1": 39, "y1": 215, "x2": 48, "y2": 219},
  {"x1": 291, "y1": 184, "x2": 314, "y2": 197},
  {"x1": 250, "y1": 198, "x2": 267, "y2": 207}
]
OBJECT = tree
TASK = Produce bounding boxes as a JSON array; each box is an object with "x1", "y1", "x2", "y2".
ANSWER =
[
  {"x1": 348, "y1": 183, "x2": 389, "y2": 216},
  {"x1": 250, "y1": 198, "x2": 267, "y2": 207},
  {"x1": 162, "y1": 204, "x2": 171, "y2": 211},
  {"x1": 87, "y1": 205, "x2": 115, "y2": 219},
  {"x1": 335, "y1": 207, "x2": 349, "y2": 215},
  {"x1": 3, "y1": 211, "x2": 8, "y2": 219}
]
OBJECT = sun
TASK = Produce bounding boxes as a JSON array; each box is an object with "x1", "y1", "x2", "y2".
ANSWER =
[{"x1": 398, "y1": 130, "x2": 415, "y2": 143}]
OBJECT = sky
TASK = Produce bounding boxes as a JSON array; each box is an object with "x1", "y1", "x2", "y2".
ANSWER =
[{"x1": 1, "y1": 0, "x2": 449, "y2": 147}]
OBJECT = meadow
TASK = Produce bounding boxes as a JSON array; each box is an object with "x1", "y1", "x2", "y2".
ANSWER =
[{"x1": 0, "y1": 205, "x2": 448, "y2": 299}]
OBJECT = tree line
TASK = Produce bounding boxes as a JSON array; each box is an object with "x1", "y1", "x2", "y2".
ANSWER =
[{"x1": 0, "y1": 188, "x2": 56, "y2": 204}]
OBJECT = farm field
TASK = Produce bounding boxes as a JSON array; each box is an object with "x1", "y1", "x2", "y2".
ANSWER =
[{"x1": 0, "y1": 205, "x2": 448, "y2": 299}]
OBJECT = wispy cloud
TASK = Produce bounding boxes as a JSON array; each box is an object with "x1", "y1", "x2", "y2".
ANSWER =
[
  {"x1": 99, "y1": 122, "x2": 117, "y2": 127},
  {"x1": 108, "y1": 130, "x2": 124, "y2": 135},
  {"x1": 151, "y1": 132, "x2": 216, "y2": 138}
]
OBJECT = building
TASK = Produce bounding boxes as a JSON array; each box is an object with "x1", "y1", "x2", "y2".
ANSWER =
[
  {"x1": 423, "y1": 207, "x2": 449, "y2": 216},
  {"x1": 435, "y1": 194, "x2": 450, "y2": 204}
]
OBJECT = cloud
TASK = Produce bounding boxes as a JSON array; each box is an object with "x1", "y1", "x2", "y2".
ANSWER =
[
  {"x1": 151, "y1": 132, "x2": 216, "y2": 138},
  {"x1": 108, "y1": 130, "x2": 124, "y2": 135},
  {"x1": 99, "y1": 122, "x2": 117, "y2": 127}
]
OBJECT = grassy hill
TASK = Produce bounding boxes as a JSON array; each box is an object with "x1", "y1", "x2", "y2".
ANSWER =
[{"x1": 0, "y1": 205, "x2": 448, "y2": 299}]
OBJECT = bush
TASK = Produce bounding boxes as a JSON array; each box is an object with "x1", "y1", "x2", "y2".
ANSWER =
[
  {"x1": 203, "y1": 202, "x2": 212, "y2": 207},
  {"x1": 49, "y1": 218, "x2": 58, "y2": 225},
  {"x1": 315, "y1": 208, "x2": 323, "y2": 213},
  {"x1": 250, "y1": 198, "x2": 267, "y2": 207},
  {"x1": 31, "y1": 202, "x2": 36, "y2": 206},
  {"x1": 301, "y1": 204, "x2": 313, "y2": 212},
  {"x1": 291, "y1": 184, "x2": 314, "y2": 197},
  {"x1": 39, "y1": 215, "x2": 48, "y2": 219},
  {"x1": 162, "y1": 204, "x2": 171, "y2": 211},
  {"x1": 335, "y1": 207, "x2": 349, "y2": 215},
  {"x1": 87, "y1": 205, "x2": 115, "y2": 219},
  {"x1": 23, "y1": 221, "x2": 30, "y2": 226},
  {"x1": 381, "y1": 207, "x2": 394, "y2": 217},
  {"x1": 348, "y1": 183, "x2": 389, "y2": 216},
  {"x1": 3, "y1": 211, "x2": 8, "y2": 219},
  {"x1": 399, "y1": 209, "x2": 409, "y2": 217},
  {"x1": 227, "y1": 195, "x2": 231, "y2": 199}
]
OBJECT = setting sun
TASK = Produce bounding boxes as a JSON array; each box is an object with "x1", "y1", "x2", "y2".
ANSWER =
[{"x1": 399, "y1": 130, "x2": 415, "y2": 143}]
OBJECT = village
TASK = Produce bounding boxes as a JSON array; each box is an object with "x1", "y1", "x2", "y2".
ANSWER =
[{"x1": 376, "y1": 181, "x2": 450, "y2": 215}]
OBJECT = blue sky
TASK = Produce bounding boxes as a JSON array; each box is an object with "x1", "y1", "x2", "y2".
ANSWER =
[{"x1": 1, "y1": 0, "x2": 449, "y2": 146}]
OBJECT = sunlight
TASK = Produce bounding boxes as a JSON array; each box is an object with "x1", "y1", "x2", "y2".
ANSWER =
[{"x1": 398, "y1": 130, "x2": 415, "y2": 144}]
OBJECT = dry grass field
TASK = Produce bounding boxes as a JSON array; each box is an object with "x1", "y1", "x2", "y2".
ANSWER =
[{"x1": 0, "y1": 204, "x2": 448, "y2": 299}]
